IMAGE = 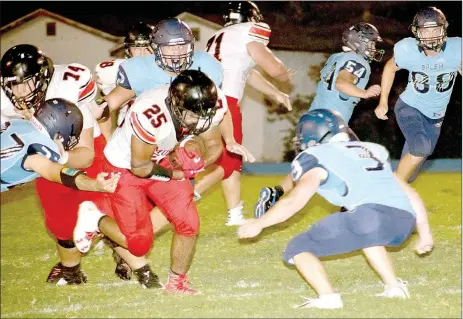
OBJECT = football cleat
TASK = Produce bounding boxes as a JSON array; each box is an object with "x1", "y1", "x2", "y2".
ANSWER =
[
  {"x1": 163, "y1": 271, "x2": 200, "y2": 295},
  {"x1": 254, "y1": 186, "x2": 283, "y2": 218},
  {"x1": 226, "y1": 201, "x2": 246, "y2": 226},
  {"x1": 46, "y1": 262, "x2": 64, "y2": 283},
  {"x1": 134, "y1": 265, "x2": 162, "y2": 289},
  {"x1": 293, "y1": 293, "x2": 344, "y2": 309},
  {"x1": 376, "y1": 278, "x2": 410, "y2": 299}
]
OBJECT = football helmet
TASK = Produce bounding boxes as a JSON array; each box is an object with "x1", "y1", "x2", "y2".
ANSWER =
[
  {"x1": 0, "y1": 44, "x2": 54, "y2": 111},
  {"x1": 124, "y1": 22, "x2": 154, "y2": 58},
  {"x1": 150, "y1": 18, "x2": 194, "y2": 74},
  {"x1": 342, "y1": 23, "x2": 384, "y2": 62},
  {"x1": 410, "y1": 6, "x2": 448, "y2": 51},
  {"x1": 294, "y1": 109, "x2": 358, "y2": 153},
  {"x1": 223, "y1": 1, "x2": 264, "y2": 27},
  {"x1": 31, "y1": 98, "x2": 83, "y2": 151},
  {"x1": 166, "y1": 70, "x2": 218, "y2": 135}
]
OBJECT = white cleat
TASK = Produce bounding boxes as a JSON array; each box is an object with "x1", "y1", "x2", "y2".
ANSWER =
[
  {"x1": 376, "y1": 278, "x2": 410, "y2": 299},
  {"x1": 225, "y1": 201, "x2": 246, "y2": 226},
  {"x1": 293, "y1": 293, "x2": 344, "y2": 309},
  {"x1": 73, "y1": 201, "x2": 105, "y2": 253},
  {"x1": 193, "y1": 191, "x2": 202, "y2": 202}
]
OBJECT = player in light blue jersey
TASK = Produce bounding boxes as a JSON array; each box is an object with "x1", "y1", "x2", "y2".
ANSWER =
[
  {"x1": 92, "y1": 18, "x2": 223, "y2": 124},
  {"x1": 375, "y1": 6, "x2": 462, "y2": 183},
  {"x1": 255, "y1": 23, "x2": 384, "y2": 208},
  {"x1": 1, "y1": 98, "x2": 119, "y2": 193},
  {"x1": 310, "y1": 22, "x2": 383, "y2": 123},
  {"x1": 239, "y1": 109, "x2": 433, "y2": 309}
]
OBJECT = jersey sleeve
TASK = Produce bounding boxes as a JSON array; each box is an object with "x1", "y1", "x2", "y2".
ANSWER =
[
  {"x1": 339, "y1": 57, "x2": 368, "y2": 80},
  {"x1": 291, "y1": 152, "x2": 322, "y2": 183},
  {"x1": 245, "y1": 22, "x2": 271, "y2": 46},
  {"x1": 95, "y1": 59, "x2": 121, "y2": 95},
  {"x1": 128, "y1": 99, "x2": 160, "y2": 145},
  {"x1": 393, "y1": 38, "x2": 414, "y2": 70},
  {"x1": 76, "y1": 102, "x2": 94, "y2": 130},
  {"x1": 116, "y1": 63, "x2": 132, "y2": 90}
]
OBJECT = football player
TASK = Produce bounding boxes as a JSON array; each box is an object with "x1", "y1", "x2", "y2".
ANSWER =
[
  {"x1": 193, "y1": 0, "x2": 294, "y2": 226},
  {"x1": 94, "y1": 21, "x2": 154, "y2": 139},
  {"x1": 254, "y1": 22, "x2": 384, "y2": 217},
  {"x1": 0, "y1": 44, "x2": 105, "y2": 285},
  {"x1": 238, "y1": 109, "x2": 433, "y2": 309},
  {"x1": 74, "y1": 70, "x2": 246, "y2": 294},
  {"x1": 1, "y1": 98, "x2": 119, "y2": 193},
  {"x1": 375, "y1": 6, "x2": 461, "y2": 183}
]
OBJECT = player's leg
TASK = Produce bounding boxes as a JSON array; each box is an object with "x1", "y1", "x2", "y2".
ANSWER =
[
  {"x1": 36, "y1": 178, "x2": 87, "y2": 285},
  {"x1": 394, "y1": 98, "x2": 440, "y2": 182},
  {"x1": 146, "y1": 179, "x2": 200, "y2": 295}
]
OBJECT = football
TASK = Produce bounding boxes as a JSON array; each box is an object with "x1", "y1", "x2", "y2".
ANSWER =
[{"x1": 168, "y1": 135, "x2": 207, "y2": 170}]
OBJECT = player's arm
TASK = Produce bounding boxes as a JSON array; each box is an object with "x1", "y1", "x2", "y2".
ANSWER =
[
  {"x1": 335, "y1": 70, "x2": 377, "y2": 99},
  {"x1": 394, "y1": 175, "x2": 434, "y2": 254},
  {"x1": 198, "y1": 126, "x2": 223, "y2": 167},
  {"x1": 375, "y1": 57, "x2": 401, "y2": 120},
  {"x1": 130, "y1": 135, "x2": 184, "y2": 181},
  {"x1": 247, "y1": 69, "x2": 292, "y2": 111},
  {"x1": 23, "y1": 154, "x2": 119, "y2": 193},
  {"x1": 247, "y1": 42, "x2": 291, "y2": 83},
  {"x1": 63, "y1": 126, "x2": 95, "y2": 169},
  {"x1": 239, "y1": 167, "x2": 327, "y2": 238}
]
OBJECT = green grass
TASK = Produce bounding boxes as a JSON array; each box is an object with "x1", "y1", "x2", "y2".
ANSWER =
[{"x1": 1, "y1": 173, "x2": 461, "y2": 318}]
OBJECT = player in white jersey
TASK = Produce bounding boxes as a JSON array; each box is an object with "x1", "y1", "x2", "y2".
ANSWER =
[
  {"x1": 0, "y1": 44, "x2": 101, "y2": 285},
  {"x1": 94, "y1": 22, "x2": 154, "y2": 139},
  {"x1": 74, "y1": 70, "x2": 253, "y2": 293},
  {"x1": 195, "y1": 0, "x2": 294, "y2": 226}
]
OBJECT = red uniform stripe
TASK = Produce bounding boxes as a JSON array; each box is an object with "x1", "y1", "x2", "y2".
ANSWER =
[
  {"x1": 130, "y1": 112, "x2": 156, "y2": 144},
  {"x1": 78, "y1": 78, "x2": 96, "y2": 100},
  {"x1": 249, "y1": 26, "x2": 271, "y2": 39}
]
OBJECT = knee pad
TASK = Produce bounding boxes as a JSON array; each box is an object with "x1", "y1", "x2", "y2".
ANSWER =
[
  {"x1": 57, "y1": 238, "x2": 76, "y2": 249},
  {"x1": 409, "y1": 132, "x2": 432, "y2": 157},
  {"x1": 127, "y1": 234, "x2": 153, "y2": 257}
]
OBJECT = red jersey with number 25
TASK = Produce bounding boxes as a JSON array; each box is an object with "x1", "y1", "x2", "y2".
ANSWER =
[
  {"x1": 104, "y1": 85, "x2": 228, "y2": 169},
  {"x1": 205, "y1": 22, "x2": 271, "y2": 101}
]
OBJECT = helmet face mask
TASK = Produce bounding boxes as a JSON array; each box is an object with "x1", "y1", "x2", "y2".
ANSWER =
[
  {"x1": 411, "y1": 7, "x2": 448, "y2": 51},
  {"x1": 1, "y1": 45, "x2": 53, "y2": 111},
  {"x1": 124, "y1": 22, "x2": 154, "y2": 58},
  {"x1": 223, "y1": 1, "x2": 264, "y2": 27},
  {"x1": 166, "y1": 70, "x2": 218, "y2": 136},
  {"x1": 150, "y1": 19, "x2": 194, "y2": 74},
  {"x1": 342, "y1": 23, "x2": 384, "y2": 62}
]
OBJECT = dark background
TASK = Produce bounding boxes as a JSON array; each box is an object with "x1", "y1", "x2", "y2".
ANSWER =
[{"x1": 1, "y1": 1, "x2": 461, "y2": 159}]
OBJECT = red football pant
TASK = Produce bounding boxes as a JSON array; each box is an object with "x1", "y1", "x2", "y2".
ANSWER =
[
  {"x1": 99, "y1": 156, "x2": 199, "y2": 257},
  {"x1": 36, "y1": 135, "x2": 109, "y2": 241},
  {"x1": 215, "y1": 96, "x2": 243, "y2": 179}
]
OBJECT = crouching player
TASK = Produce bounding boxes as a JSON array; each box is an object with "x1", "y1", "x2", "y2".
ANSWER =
[{"x1": 239, "y1": 109, "x2": 433, "y2": 309}]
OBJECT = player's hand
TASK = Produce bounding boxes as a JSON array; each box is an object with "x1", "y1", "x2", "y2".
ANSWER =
[
  {"x1": 363, "y1": 85, "x2": 381, "y2": 99},
  {"x1": 237, "y1": 219, "x2": 263, "y2": 239},
  {"x1": 183, "y1": 168, "x2": 204, "y2": 180},
  {"x1": 53, "y1": 133, "x2": 66, "y2": 156},
  {"x1": 95, "y1": 172, "x2": 121, "y2": 193},
  {"x1": 91, "y1": 98, "x2": 110, "y2": 121},
  {"x1": 174, "y1": 147, "x2": 205, "y2": 171},
  {"x1": 274, "y1": 92, "x2": 292, "y2": 111},
  {"x1": 415, "y1": 234, "x2": 434, "y2": 255},
  {"x1": 374, "y1": 102, "x2": 389, "y2": 120},
  {"x1": 226, "y1": 142, "x2": 256, "y2": 163}
]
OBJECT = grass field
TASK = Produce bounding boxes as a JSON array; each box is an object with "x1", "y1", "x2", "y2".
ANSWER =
[{"x1": 1, "y1": 173, "x2": 461, "y2": 318}]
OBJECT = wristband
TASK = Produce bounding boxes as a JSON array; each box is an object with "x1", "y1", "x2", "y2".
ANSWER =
[{"x1": 60, "y1": 167, "x2": 86, "y2": 190}]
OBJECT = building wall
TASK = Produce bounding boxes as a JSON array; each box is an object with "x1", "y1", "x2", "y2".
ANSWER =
[{"x1": 1, "y1": 16, "x2": 117, "y2": 72}]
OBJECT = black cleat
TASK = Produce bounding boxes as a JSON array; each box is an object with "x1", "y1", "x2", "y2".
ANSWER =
[
  {"x1": 112, "y1": 250, "x2": 132, "y2": 281},
  {"x1": 134, "y1": 264, "x2": 163, "y2": 289},
  {"x1": 46, "y1": 262, "x2": 64, "y2": 283}
]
